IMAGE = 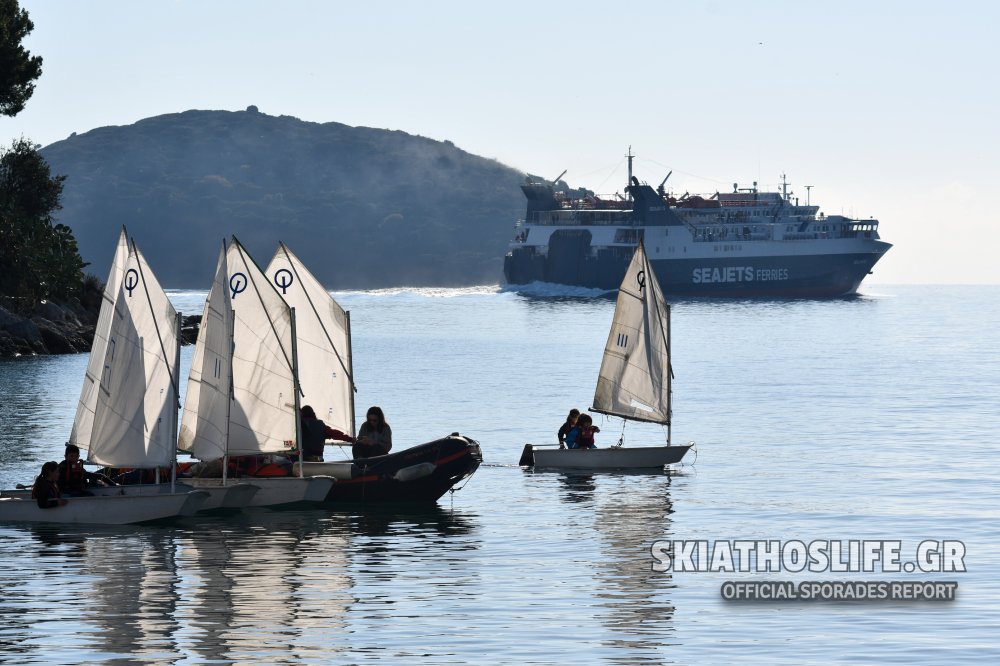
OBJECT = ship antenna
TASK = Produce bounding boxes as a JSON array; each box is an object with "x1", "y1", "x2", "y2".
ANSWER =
[
  {"x1": 805, "y1": 185, "x2": 813, "y2": 206},
  {"x1": 626, "y1": 146, "x2": 634, "y2": 200}
]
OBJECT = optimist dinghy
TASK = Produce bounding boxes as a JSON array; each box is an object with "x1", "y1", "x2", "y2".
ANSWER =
[
  {"x1": 0, "y1": 230, "x2": 211, "y2": 524},
  {"x1": 520, "y1": 241, "x2": 693, "y2": 470},
  {"x1": 266, "y1": 242, "x2": 482, "y2": 502}
]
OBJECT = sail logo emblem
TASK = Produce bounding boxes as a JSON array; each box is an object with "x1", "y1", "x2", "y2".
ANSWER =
[
  {"x1": 213, "y1": 357, "x2": 222, "y2": 379},
  {"x1": 230, "y1": 272, "x2": 248, "y2": 298},
  {"x1": 617, "y1": 332, "x2": 629, "y2": 348},
  {"x1": 273, "y1": 268, "x2": 294, "y2": 294},
  {"x1": 124, "y1": 268, "x2": 139, "y2": 297},
  {"x1": 636, "y1": 270, "x2": 646, "y2": 294}
]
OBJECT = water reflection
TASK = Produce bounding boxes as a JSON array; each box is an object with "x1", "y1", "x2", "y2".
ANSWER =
[
  {"x1": 83, "y1": 530, "x2": 181, "y2": 665},
  {"x1": 0, "y1": 524, "x2": 93, "y2": 663},
  {"x1": 556, "y1": 471, "x2": 678, "y2": 662},
  {"x1": 174, "y1": 510, "x2": 352, "y2": 665},
  {"x1": 23, "y1": 523, "x2": 89, "y2": 554},
  {"x1": 557, "y1": 472, "x2": 598, "y2": 502},
  {"x1": 344, "y1": 504, "x2": 477, "y2": 538}
]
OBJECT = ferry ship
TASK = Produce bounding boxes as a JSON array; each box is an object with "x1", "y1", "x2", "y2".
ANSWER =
[{"x1": 503, "y1": 154, "x2": 891, "y2": 297}]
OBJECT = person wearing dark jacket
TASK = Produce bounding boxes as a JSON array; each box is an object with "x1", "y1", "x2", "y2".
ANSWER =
[
  {"x1": 557, "y1": 409, "x2": 581, "y2": 448},
  {"x1": 58, "y1": 444, "x2": 110, "y2": 496},
  {"x1": 354, "y1": 406, "x2": 392, "y2": 459},
  {"x1": 32, "y1": 461, "x2": 67, "y2": 509},
  {"x1": 299, "y1": 405, "x2": 354, "y2": 462}
]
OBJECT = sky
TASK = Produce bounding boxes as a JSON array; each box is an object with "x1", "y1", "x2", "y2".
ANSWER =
[{"x1": 4, "y1": 0, "x2": 998, "y2": 284}]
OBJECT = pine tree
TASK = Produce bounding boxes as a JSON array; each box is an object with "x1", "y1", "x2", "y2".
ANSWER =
[{"x1": 0, "y1": 1, "x2": 87, "y2": 308}]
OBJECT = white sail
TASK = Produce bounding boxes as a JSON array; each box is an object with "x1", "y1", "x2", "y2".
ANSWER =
[
  {"x1": 266, "y1": 242, "x2": 355, "y2": 437},
  {"x1": 178, "y1": 244, "x2": 234, "y2": 461},
  {"x1": 592, "y1": 242, "x2": 672, "y2": 425},
  {"x1": 87, "y1": 240, "x2": 180, "y2": 467},
  {"x1": 70, "y1": 227, "x2": 129, "y2": 450},
  {"x1": 179, "y1": 238, "x2": 298, "y2": 459}
]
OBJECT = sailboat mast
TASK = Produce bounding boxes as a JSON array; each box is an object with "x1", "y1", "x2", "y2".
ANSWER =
[
  {"x1": 171, "y1": 311, "x2": 182, "y2": 492},
  {"x1": 223, "y1": 314, "x2": 235, "y2": 484},
  {"x1": 667, "y1": 302, "x2": 673, "y2": 448},
  {"x1": 290, "y1": 307, "x2": 304, "y2": 478},
  {"x1": 346, "y1": 310, "x2": 356, "y2": 439}
]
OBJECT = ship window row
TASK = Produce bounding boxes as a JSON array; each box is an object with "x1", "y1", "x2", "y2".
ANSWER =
[
  {"x1": 529, "y1": 212, "x2": 631, "y2": 225},
  {"x1": 614, "y1": 229, "x2": 644, "y2": 244}
]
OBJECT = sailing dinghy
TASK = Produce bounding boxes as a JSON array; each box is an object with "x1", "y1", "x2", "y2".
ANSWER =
[
  {"x1": 267, "y1": 242, "x2": 482, "y2": 502},
  {"x1": 177, "y1": 238, "x2": 334, "y2": 506},
  {"x1": 76, "y1": 232, "x2": 256, "y2": 512},
  {"x1": 520, "y1": 241, "x2": 692, "y2": 470},
  {"x1": 0, "y1": 230, "x2": 209, "y2": 524}
]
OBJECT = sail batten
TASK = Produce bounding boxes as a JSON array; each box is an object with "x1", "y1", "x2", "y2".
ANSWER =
[{"x1": 591, "y1": 242, "x2": 672, "y2": 425}]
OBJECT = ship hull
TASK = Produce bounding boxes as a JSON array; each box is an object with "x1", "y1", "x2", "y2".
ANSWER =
[{"x1": 505, "y1": 244, "x2": 890, "y2": 297}]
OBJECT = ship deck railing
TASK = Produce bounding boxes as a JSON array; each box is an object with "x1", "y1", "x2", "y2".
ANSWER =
[{"x1": 524, "y1": 212, "x2": 632, "y2": 225}]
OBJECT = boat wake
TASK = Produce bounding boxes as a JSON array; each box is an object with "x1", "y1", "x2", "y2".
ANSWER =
[
  {"x1": 500, "y1": 281, "x2": 615, "y2": 299},
  {"x1": 335, "y1": 285, "x2": 503, "y2": 299}
]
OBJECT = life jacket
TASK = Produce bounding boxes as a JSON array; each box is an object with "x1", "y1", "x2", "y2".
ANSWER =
[
  {"x1": 253, "y1": 463, "x2": 291, "y2": 477},
  {"x1": 59, "y1": 460, "x2": 86, "y2": 489}
]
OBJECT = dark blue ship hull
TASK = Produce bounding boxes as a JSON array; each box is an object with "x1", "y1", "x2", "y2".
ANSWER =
[{"x1": 504, "y1": 245, "x2": 890, "y2": 298}]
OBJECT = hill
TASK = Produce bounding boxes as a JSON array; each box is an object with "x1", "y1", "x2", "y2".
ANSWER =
[{"x1": 40, "y1": 108, "x2": 526, "y2": 288}]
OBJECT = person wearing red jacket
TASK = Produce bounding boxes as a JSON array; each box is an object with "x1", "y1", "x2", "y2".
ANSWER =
[{"x1": 299, "y1": 405, "x2": 354, "y2": 462}]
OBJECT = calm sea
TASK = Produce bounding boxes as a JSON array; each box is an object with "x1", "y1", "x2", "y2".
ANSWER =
[{"x1": 1, "y1": 284, "x2": 998, "y2": 664}]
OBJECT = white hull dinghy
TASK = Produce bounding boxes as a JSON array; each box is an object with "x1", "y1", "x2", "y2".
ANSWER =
[
  {"x1": 268, "y1": 243, "x2": 482, "y2": 503},
  {"x1": 1, "y1": 230, "x2": 211, "y2": 525},
  {"x1": 84, "y1": 480, "x2": 259, "y2": 512},
  {"x1": 185, "y1": 477, "x2": 333, "y2": 507},
  {"x1": 521, "y1": 241, "x2": 693, "y2": 471},
  {"x1": 528, "y1": 444, "x2": 690, "y2": 470},
  {"x1": 0, "y1": 489, "x2": 209, "y2": 525},
  {"x1": 177, "y1": 238, "x2": 336, "y2": 507}
]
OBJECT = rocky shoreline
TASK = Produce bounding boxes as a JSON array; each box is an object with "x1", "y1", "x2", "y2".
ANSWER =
[
  {"x1": 0, "y1": 300, "x2": 99, "y2": 357},
  {"x1": 0, "y1": 301, "x2": 201, "y2": 358}
]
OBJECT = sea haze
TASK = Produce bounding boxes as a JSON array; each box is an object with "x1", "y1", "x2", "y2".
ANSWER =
[{"x1": 0, "y1": 285, "x2": 997, "y2": 663}]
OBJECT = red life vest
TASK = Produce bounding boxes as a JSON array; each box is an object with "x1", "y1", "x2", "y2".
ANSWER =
[{"x1": 59, "y1": 460, "x2": 87, "y2": 489}]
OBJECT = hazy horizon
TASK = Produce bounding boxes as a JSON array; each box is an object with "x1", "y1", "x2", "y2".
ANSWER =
[{"x1": 4, "y1": 0, "x2": 998, "y2": 285}]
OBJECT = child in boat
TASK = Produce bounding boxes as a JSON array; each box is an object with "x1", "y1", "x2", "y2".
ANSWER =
[
  {"x1": 58, "y1": 444, "x2": 112, "y2": 496},
  {"x1": 354, "y1": 406, "x2": 392, "y2": 459},
  {"x1": 565, "y1": 414, "x2": 599, "y2": 450},
  {"x1": 31, "y1": 461, "x2": 67, "y2": 508},
  {"x1": 299, "y1": 405, "x2": 354, "y2": 462},
  {"x1": 557, "y1": 409, "x2": 580, "y2": 448}
]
